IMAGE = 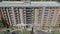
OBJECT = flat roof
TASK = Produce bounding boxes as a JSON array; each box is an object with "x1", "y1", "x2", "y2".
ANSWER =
[{"x1": 0, "y1": 1, "x2": 60, "y2": 7}]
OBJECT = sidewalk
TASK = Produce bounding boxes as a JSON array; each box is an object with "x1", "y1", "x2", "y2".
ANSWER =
[{"x1": 40, "y1": 29, "x2": 48, "y2": 33}]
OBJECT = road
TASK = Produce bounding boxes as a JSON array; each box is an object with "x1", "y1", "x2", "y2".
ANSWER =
[
  {"x1": 7, "y1": 30, "x2": 50, "y2": 34},
  {"x1": 36, "y1": 30, "x2": 49, "y2": 34},
  {"x1": 10, "y1": 30, "x2": 21, "y2": 34},
  {"x1": 11, "y1": 30, "x2": 49, "y2": 34}
]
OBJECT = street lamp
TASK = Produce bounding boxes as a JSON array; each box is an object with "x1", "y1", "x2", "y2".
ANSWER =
[{"x1": 31, "y1": 24, "x2": 40, "y2": 34}]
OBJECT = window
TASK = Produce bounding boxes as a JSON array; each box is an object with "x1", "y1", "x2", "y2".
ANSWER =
[
  {"x1": 9, "y1": 11, "x2": 12, "y2": 14},
  {"x1": 40, "y1": 7, "x2": 43, "y2": 9},
  {"x1": 15, "y1": 11, "x2": 18, "y2": 13},
  {"x1": 14, "y1": 7, "x2": 18, "y2": 10},
  {"x1": 51, "y1": 10, "x2": 55, "y2": 11},
  {"x1": 45, "y1": 7, "x2": 49, "y2": 10},
  {"x1": 51, "y1": 12, "x2": 54, "y2": 14},
  {"x1": 3, "y1": 10, "x2": 6, "y2": 13},
  {"x1": 56, "y1": 7, "x2": 58, "y2": 9},
  {"x1": 39, "y1": 12, "x2": 42, "y2": 14},
  {"x1": 39, "y1": 7, "x2": 43, "y2": 11},
  {"x1": 44, "y1": 21, "x2": 46, "y2": 23},
  {"x1": 44, "y1": 15, "x2": 48, "y2": 16},
  {"x1": 50, "y1": 7, "x2": 55, "y2": 9},
  {"x1": 2, "y1": 7, "x2": 6, "y2": 10},
  {"x1": 45, "y1": 7, "x2": 49, "y2": 9},
  {"x1": 39, "y1": 14, "x2": 42, "y2": 16},
  {"x1": 44, "y1": 19, "x2": 46, "y2": 21},
  {"x1": 45, "y1": 9, "x2": 48, "y2": 15},
  {"x1": 45, "y1": 12, "x2": 48, "y2": 14},
  {"x1": 56, "y1": 23, "x2": 59, "y2": 26},
  {"x1": 3, "y1": 13, "x2": 6, "y2": 15},
  {"x1": 50, "y1": 7, "x2": 55, "y2": 11},
  {"x1": 58, "y1": 19, "x2": 60, "y2": 21},
  {"x1": 39, "y1": 10, "x2": 42, "y2": 11},
  {"x1": 16, "y1": 16, "x2": 19, "y2": 18},
  {"x1": 50, "y1": 14, "x2": 53, "y2": 16},
  {"x1": 8, "y1": 7, "x2": 12, "y2": 10},
  {"x1": 59, "y1": 15, "x2": 60, "y2": 16},
  {"x1": 58, "y1": 17, "x2": 60, "y2": 18},
  {"x1": 45, "y1": 9, "x2": 49, "y2": 11}
]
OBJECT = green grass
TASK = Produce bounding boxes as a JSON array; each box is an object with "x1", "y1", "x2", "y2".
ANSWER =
[
  {"x1": 0, "y1": 31, "x2": 4, "y2": 34},
  {"x1": 20, "y1": 29, "x2": 31, "y2": 34},
  {"x1": 51, "y1": 30, "x2": 60, "y2": 34},
  {"x1": 42, "y1": 26, "x2": 48, "y2": 30},
  {"x1": 0, "y1": 31, "x2": 10, "y2": 34}
]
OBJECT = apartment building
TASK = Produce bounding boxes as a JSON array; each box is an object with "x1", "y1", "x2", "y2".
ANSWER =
[
  {"x1": 0, "y1": 1, "x2": 60, "y2": 29},
  {"x1": 0, "y1": 0, "x2": 56, "y2": 1},
  {"x1": 0, "y1": 9, "x2": 2, "y2": 21},
  {"x1": 0, "y1": 11, "x2": 1, "y2": 21}
]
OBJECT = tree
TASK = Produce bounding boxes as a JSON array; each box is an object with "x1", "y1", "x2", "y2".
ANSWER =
[
  {"x1": 2, "y1": 19, "x2": 10, "y2": 28},
  {"x1": 0, "y1": 21, "x2": 4, "y2": 28},
  {"x1": 59, "y1": 24, "x2": 60, "y2": 28}
]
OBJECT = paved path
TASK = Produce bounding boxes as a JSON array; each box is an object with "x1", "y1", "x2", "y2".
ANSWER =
[
  {"x1": 36, "y1": 30, "x2": 49, "y2": 34},
  {"x1": 10, "y1": 30, "x2": 49, "y2": 34},
  {"x1": 10, "y1": 30, "x2": 21, "y2": 34}
]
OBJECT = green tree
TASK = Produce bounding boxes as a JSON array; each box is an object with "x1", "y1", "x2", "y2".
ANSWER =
[{"x1": 0, "y1": 21, "x2": 4, "y2": 28}]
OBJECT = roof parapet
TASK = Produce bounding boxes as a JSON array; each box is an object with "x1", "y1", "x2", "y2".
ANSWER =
[{"x1": 23, "y1": 0, "x2": 31, "y2": 5}]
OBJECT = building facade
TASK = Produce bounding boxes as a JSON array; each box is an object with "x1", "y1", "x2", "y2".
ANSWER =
[
  {"x1": 0, "y1": 8, "x2": 3, "y2": 21},
  {"x1": 0, "y1": 0, "x2": 56, "y2": 1},
  {"x1": 0, "y1": 12, "x2": 1, "y2": 21},
  {"x1": 0, "y1": 1, "x2": 60, "y2": 29}
]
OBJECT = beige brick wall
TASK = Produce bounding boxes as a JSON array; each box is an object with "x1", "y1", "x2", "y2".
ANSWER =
[
  {"x1": 0, "y1": 9, "x2": 1, "y2": 20},
  {"x1": 0, "y1": 7, "x2": 60, "y2": 26},
  {"x1": 34, "y1": 8, "x2": 39, "y2": 24},
  {"x1": 11, "y1": 7, "x2": 16, "y2": 25},
  {"x1": 6, "y1": 7, "x2": 11, "y2": 25},
  {"x1": 19, "y1": 8, "x2": 24, "y2": 24},
  {"x1": 41, "y1": 7, "x2": 45, "y2": 26}
]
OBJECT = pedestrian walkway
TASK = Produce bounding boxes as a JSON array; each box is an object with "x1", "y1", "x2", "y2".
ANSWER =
[{"x1": 36, "y1": 30, "x2": 49, "y2": 34}]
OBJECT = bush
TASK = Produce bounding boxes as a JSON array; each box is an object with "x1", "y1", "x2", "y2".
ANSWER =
[{"x1": 0, "y1": 22, "x2": 4, "y2": 28}]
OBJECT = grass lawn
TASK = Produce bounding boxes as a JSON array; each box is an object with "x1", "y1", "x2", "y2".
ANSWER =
[
  {"x1": 0, "y1": 31, "x2": 10, "y2": 34},
  {"x1": 41, "y1": 26, "x2": 60, "y2": 34},
  {"x1": 20, "y1": 29, "x2": 31, "y2": 34},
  {"x1": 0, "y1": 27, "x2": 13, "y2": 32},
  {"x1": 51, "y1": 30, "x2": 60, "y2": 34},
  {"x1": 0, "y1": 31, "x2": 4, "y2": 34},
  {"x1": 41, "y1": 26, "x2": 60, "y2": 30},
  {"x1": 41, "y1": 26, "x2": 48, "y2": 30}
]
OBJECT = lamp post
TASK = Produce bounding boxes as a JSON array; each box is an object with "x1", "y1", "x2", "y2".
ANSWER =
[
  {"x1": 31, "y1": 24, "x2": 34, "y2": 34},
  {"x1": 31, "y1": 24, "x2": 40, "y2": 34}
]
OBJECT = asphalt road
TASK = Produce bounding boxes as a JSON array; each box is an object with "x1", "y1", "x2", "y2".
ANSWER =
[
  {"x1": 4, "y1": 30, "x2": 50, "y2": 34},
  {"x1": 36, "y1": 30, "x2": 49, "y2": 34},
  {"x1": 10, "y1": 30, "x2": 21, "y2": 34},
  {"x1": 10, "y1": 30, "x2": 49, "y2": 34}
]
